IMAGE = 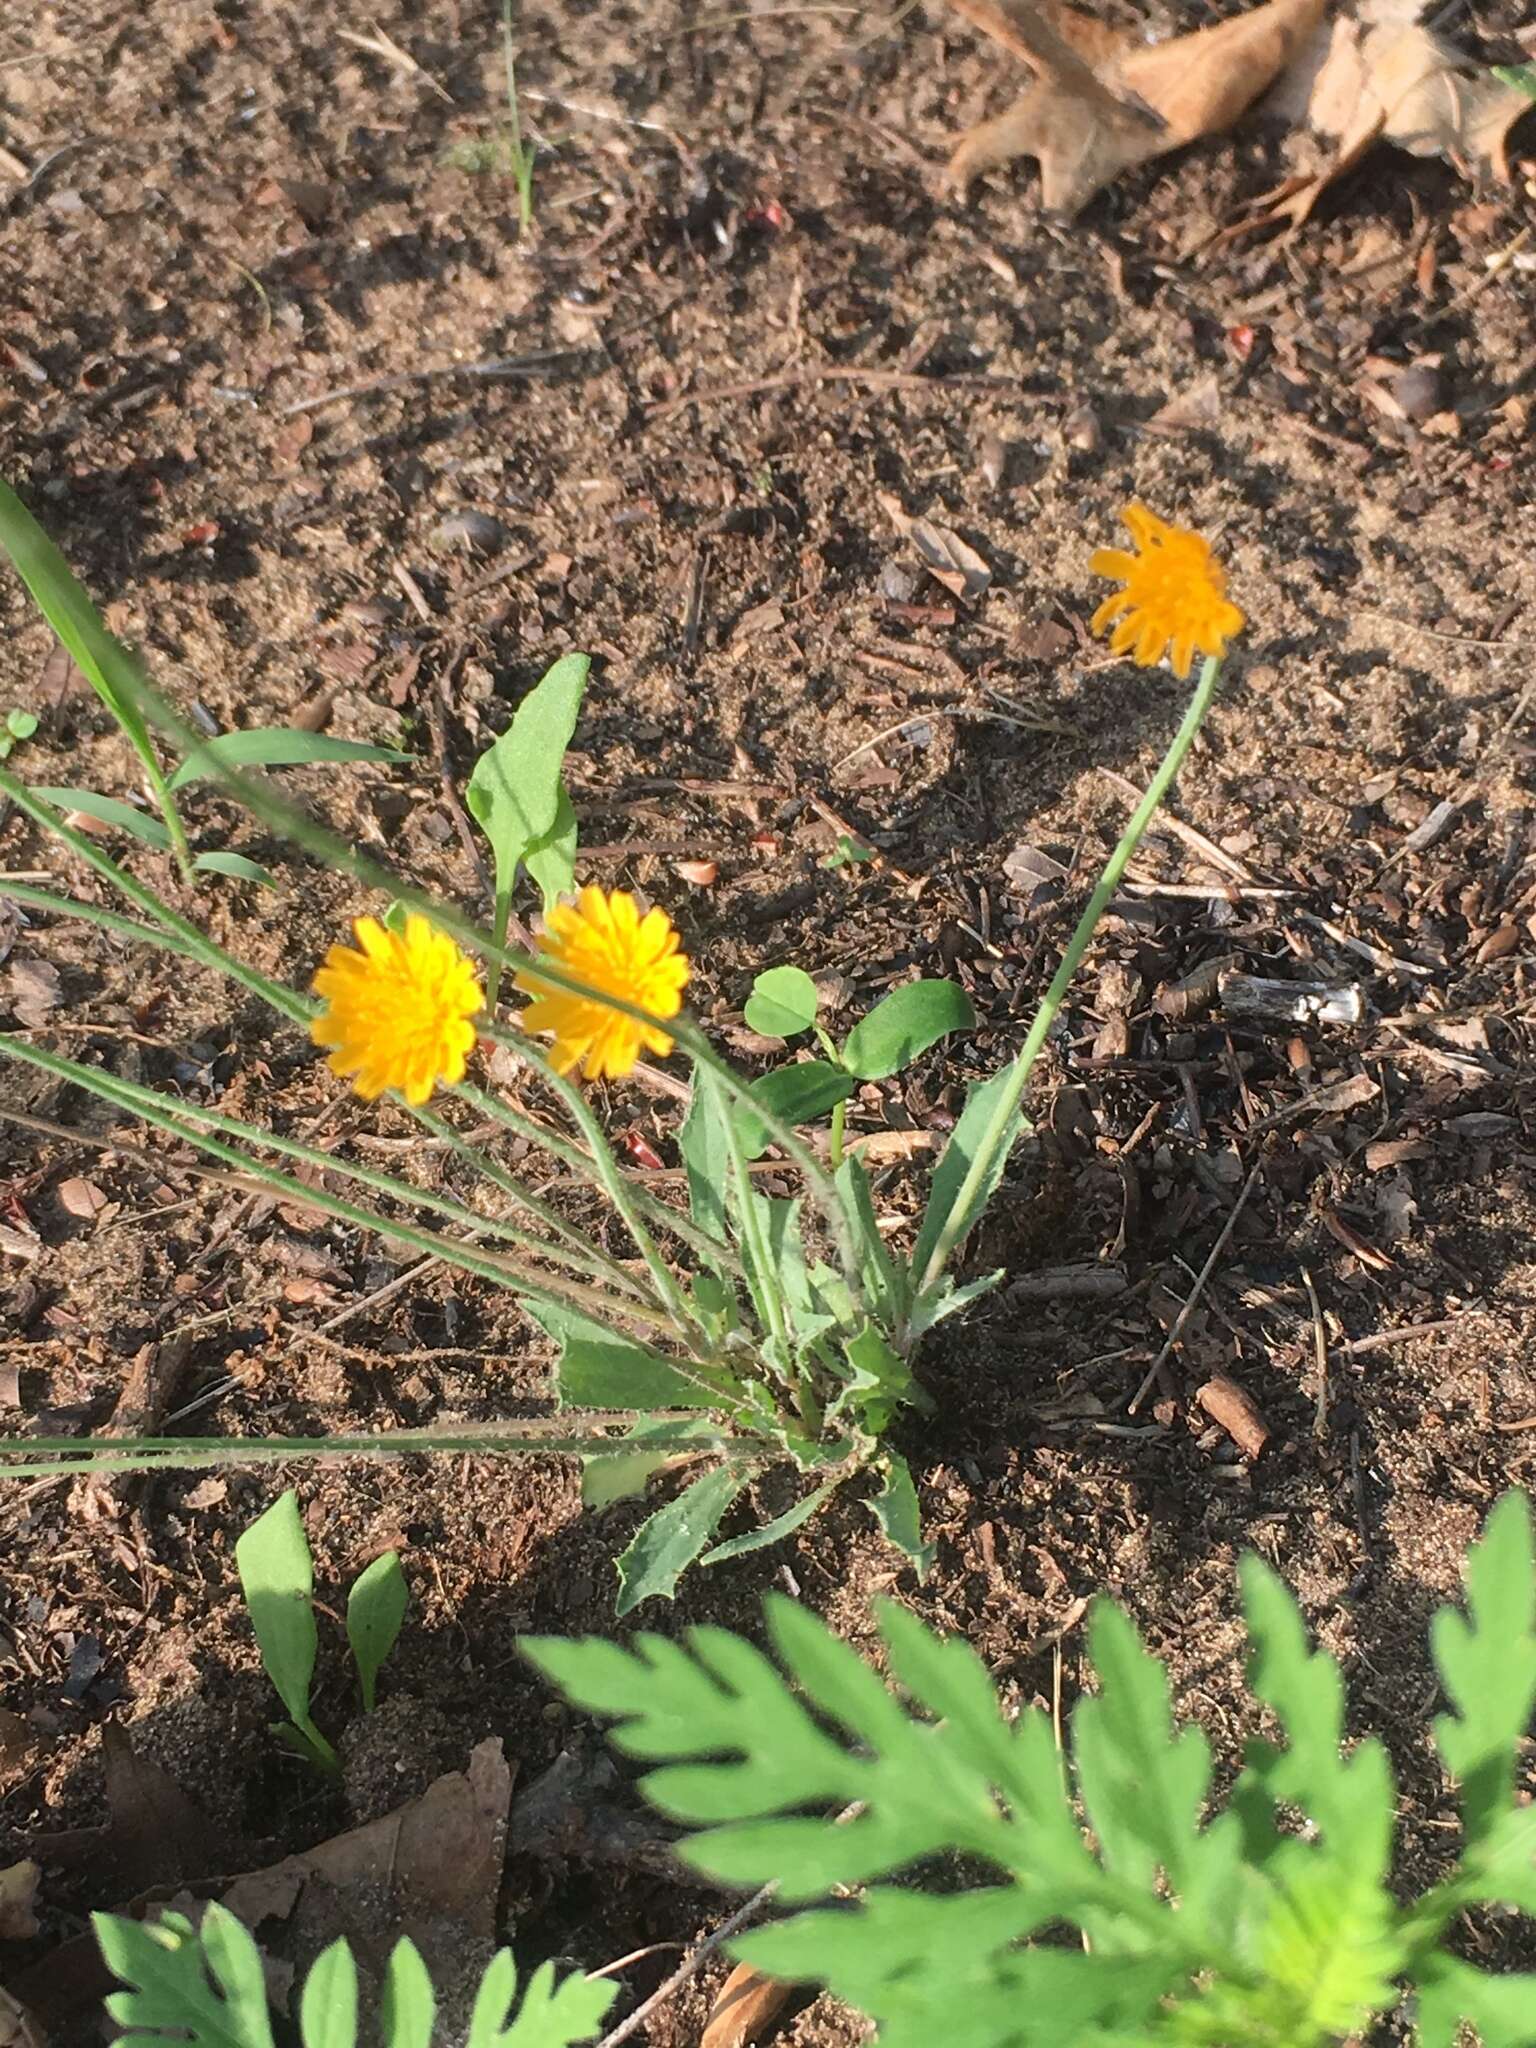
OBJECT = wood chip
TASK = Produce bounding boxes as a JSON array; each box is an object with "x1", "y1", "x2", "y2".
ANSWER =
[
  {"x1": 701, "y1": 1963, "x2": 797, "y2": 2048},
  {"x1": 1195, "y1": 1374, "x2": 1271, "y2": 1458}
]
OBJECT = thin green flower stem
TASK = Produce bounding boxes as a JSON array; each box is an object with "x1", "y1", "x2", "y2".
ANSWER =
[
  {"x1": 0, "y1": 1035, "x2": 649, "y2": 1303},
  {"x1": 406, "y1": 1101, "x2": 660, "y2": 1302},
  {"x1": 0, "y1": 1037, "x2": 680, "y2": 1337},
  {"x1": 0, "y1": 882, "x2": 204, "y2": 963},
  {"x1": 915, "y1": 653, "x2": 1225, "y2": 1299},
  {"x1": 0, "y1": 770, "x2": 309, "y2": 1023},
  {"x1": 458, "y1": 1066, "x2": 742, "y2": 1280},
  {"x1": 0, "y1": 1422, "x2": 744, "y2": 1480},
  {"x1": 706, "y1": 1066, "x2": 792, "y2": 1367},
  {"x1": 478, "y1": 1025, "x2": 698, "y2": 1343}
]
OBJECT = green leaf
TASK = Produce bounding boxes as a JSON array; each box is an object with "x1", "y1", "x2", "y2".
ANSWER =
[
  {"x1": 743, "y1": 965, "x2": 819, "y2": 1039},
  {"x1": 1492, "y1": 61, "x2": 1536, "y2": 101},
  {"x1": 1431, "y1": 1489, "x2": 1536, "y2": 1847},
  {"x1": 581, "y1": 1416, "x2": 720, "y2": 1509},
  {"x1": 867, "y1": 1454, "x2": 933, "y2": 1581},
  {"x1": 526, "y1": 1300, "x2": 722, "y2": 1411},
  {"x1": 380, "y1": 1940, "x2": 435, "y2": 2048},
  {"x1": 95, "y1": 1904, "x2": 277, "y2": 2048},
  {"x1": 737, "y1": 1060, "x2": 854, "y2": 1159},
  {"x1": 701, "y1": 1479, "x2": 840, "y2": 1566},
  {"x1": 346, "y1": 1551, "x2": 409, "y2": 1713},
  {"x1": 833, "y1": 1153, "x2": 905, "y2": 1328},
  {"x1": 170, "y1": 731, "x2": 408, "y2": 790},
  {"x1": 466, "y1": 654, "x2": 588, "y2": 964},
  {"x1": 678, "y1": 1071, "x2": 731, "y2": 1241},
  {"x1": 479, "y1": 1954, "x2": 618, "y2": 2047},
  {"x1": 30, "y1": 785, "x2": 172, "y2": 849},
  {"x1": 1414, "y1": 1953, "x2": 1536, "y2": 2048},
  {"x1": 0, "y1": 478, "x2": 157, "y2": 755},
  {"x1": 192, "y1": 851, "x2": 278, "y2": 887},
  {"x1": 6, "y1": 709, "x2": 38, "y2": 740},
  {"x1": 522, "y1": 783, "x2": 578, "y2": 916},
  {"x1": 614, "y1": 1464, "x2": 750, "y2": 1615},
  {"x1": 299, "y1": 1940, "x2": 358, "y2": 2048},
  {"x1": 1073, "y1": 1599, "x2": 1211, "y2": 1897},
  {"x1": 909, "y1": 1067, "x2": 1028, "y2": 1291},
  {"x1": 840, "y1": 980, "x2": 974, "y2": 1081},
  {"x1": 234, "y1": 1489, "x2": 337, "y2": 1772}
]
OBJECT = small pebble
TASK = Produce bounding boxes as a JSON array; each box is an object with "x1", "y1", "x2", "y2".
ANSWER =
[{"x1": 430, "y1": 509, "x2": 506, "y2": 553}]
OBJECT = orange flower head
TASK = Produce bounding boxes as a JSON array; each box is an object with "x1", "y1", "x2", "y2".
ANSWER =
[
  {"x1": 1090, "y1": 502, "x2": 1245, "y2": 679},
  {"x1": 310, "y1": 913, "x2": 482, "y2": 1106},
  {"x1": 515, "y1": 885, "x2": 690, "y2": 1082}
]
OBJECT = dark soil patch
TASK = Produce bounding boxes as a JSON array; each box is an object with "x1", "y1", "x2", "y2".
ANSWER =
[{"x1": 3, "y1": 0, "x2": 1536, "y2": 2040}]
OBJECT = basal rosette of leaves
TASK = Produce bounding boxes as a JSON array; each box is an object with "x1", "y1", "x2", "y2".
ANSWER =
[{"x1": 1, "y1": 480, "x2": 1240, "y2": 1609}]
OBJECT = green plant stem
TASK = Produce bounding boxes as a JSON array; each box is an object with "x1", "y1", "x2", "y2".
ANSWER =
[
  {"x1": 501, "y1": 0, "x2": 533, "y2": 231},
  {"x1": 828, "y1": 1097, "x2": 847, "y2": 1170},
  {"x1": 0, "y1": 1037, "x2": 679, "y2": 1336},
  {"x1": 0, "y1": 1034, "x2": 649, "y2": 1303},
  {"x1": 915, "y1": 654, "x2": 1225, "y2": 1298},
  {"x1": 455, "y1": 1075, "x2": 742, "y2": 1281},
  {"x1": 482, "y1": 1026, "x2": 699, "y2": 1343},
  {"x1": 139, "y1": 747, "x2": 195, "y2": 883},
  {"x1": 0, "y1": 1421, "x2": 740, "y2": 1480},
  {"x1": 707, "y1": 1068, "x2": 792, "y2": 1369}
]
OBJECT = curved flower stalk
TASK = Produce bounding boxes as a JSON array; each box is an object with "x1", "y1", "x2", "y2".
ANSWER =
[{"x1": 0, "y1": 488, "x2": 1245, "y2": 1609}]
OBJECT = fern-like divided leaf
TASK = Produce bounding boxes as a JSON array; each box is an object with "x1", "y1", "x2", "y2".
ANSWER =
[
  {"x1": 530, "y1": 1501, "x2": 1536, "y2": 2048},
  {"x1": 93, "y1": 1905, "x2": 617, "y2": 2048}
]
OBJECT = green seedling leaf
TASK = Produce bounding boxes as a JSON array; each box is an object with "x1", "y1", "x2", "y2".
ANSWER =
[
  {"x1": 841, "y1": 980, "x2": 975, "y2": 1081},
  {"x1": 910, "y1": 1066, "x2": 1029, "y2": 1291},
  {"x1": 192, "y1": 851, "x2": 278, "y2": 887},
  {"x1": 95, "y1": 1903, "x2": 277, "y2": 2048},
  {"x1": 867, "y1": 1453, "x2": 934, "y2": 1581},
  {"x1": 234, "y1": 1489, "x2": 338, "y2": 1773},
  {"x1": 169, "y1": 731, "x2": 408, "y2": 790},
  {"x1": 466, "y1": 653, "x2": 589, "y2": 971},
  {"x1": 701, "y1": 1478, "x2": 840, "y2": 1566},
  {"x1": 466, "y1": 1947, "x2": 619, "y2": 2048},
  {"x1": 737, "y1": 1059, "x2": 855, "y2": 1158},
  {"x1": 744, "y1": 964, "x2": 819, "y2": 1039},
  {"x1": 615, "y1": 1464, "x2": 751, "y2": 1615},
  {"x1": 833, "y1": 1153, "x2": 905, "y2": 1327},
  {"x1": 1493, "y1": 61, "x2": 1536, "y2": 100},
  {"x1": 299, "y1": 1939, "x2": 359, "y2": 2048},
  {"x1": 527, "y1": 1300, "x2": 723, "y2": 1411},
  {"x1": 380, "y1": 1940, "x2": 435, "y2": 2048},
  {"x1": 820, "y1": 833, "x2": 876, "y2": 870},
  {"x1": 346, "y1": 1550, "x2": 409, "y2": 1713},
  {"x1": 30, "y1": 786, "x2": 172, "y2": 850},
  {"x1": 6, "y1": 709, "x2": 38, "y2": 740}
]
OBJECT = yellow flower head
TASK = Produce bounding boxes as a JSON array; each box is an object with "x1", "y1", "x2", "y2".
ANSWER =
[
  {"x1": 310, "y1": 913, "x2": 482, "y2": 1106},
  {"x1": 1090, "y1": 502, "x2": 1245, "y2": 679},
  {"x1": 515, "y1": 885, "x2": 690, "y2": 1082}
]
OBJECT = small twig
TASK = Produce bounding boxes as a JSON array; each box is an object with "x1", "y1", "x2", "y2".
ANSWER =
[
  {"x1": 1340, "y1": 1314, "x2": 1491, "y2": 1357},
  {"x1": 1302, "y1": 1264, "x2": 1328, "y2": 1435},
  {"x1": 592, "y1": 1885, "x2": 778, "y2": 2048},
  {"x1": 1097, "y1": 769, "x2": 1254, "y2": 883},
  {"x1": 279, "y1": 347, "x2": 590, "y2": 418},
  {"x1": 1128, "y1": 1156, "x2": 1266, "y2": 1414},
  {"x1": 647, "y1": 364, "x2": 1020, "y2": 421}
]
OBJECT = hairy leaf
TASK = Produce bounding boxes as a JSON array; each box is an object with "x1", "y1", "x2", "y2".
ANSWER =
[{"x1": 614, "y1": 1465, "x2": 751, "y2": 1615}]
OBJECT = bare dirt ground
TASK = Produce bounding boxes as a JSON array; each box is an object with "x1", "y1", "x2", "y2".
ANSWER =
[{"x1": 3, "y1": 0, "x2": 1536, "y2": 2040}]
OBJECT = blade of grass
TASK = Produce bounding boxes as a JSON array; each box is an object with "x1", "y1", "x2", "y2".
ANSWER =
[{"x1": 0, "y1": 478, "x2": 193, "y2": 878}]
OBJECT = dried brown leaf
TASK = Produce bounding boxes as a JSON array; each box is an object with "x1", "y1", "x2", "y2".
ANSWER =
[
  {"x1": 947, "y1": 0, "x2": 1327, "y2": 215},
  {"x1": 877, "y1": 493, "x2": 991, "y2": 603},
  {"x1": 0, "y1": 1862, "x2": 40, "y2": 1942}
]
